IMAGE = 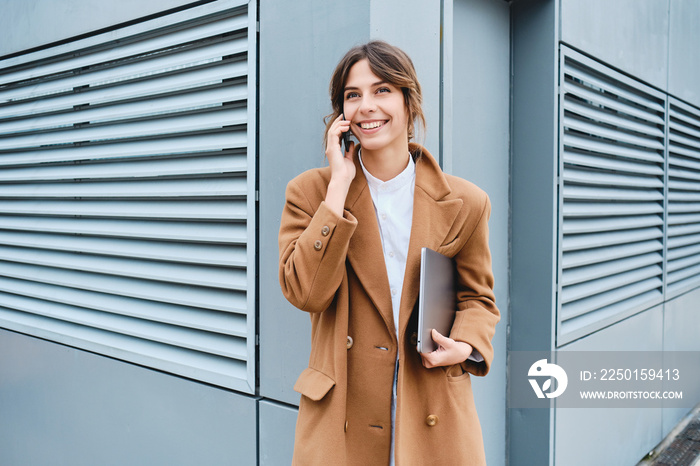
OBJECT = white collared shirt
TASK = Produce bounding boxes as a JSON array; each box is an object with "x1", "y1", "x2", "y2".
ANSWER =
[{"x1": 359, "y1": 151, "x2": 415, "y2": 339}]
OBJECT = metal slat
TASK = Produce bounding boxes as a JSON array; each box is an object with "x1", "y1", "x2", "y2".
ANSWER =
[
  {"x1": 0, "y1": 245, "x2": 245, "y2": 290},
  {"x1": 563, "y1": 202, "x2": 663, "y2": 217},
  {"x1": 0, "y1": 153, "x2": 246, "y2": 182},
  {"x1": 562, "y1": 240, "x2": 662, "y2": 269},
  {"x1": 0, "y1": 261, "x2": 246, "y2": 314},
  {"x1": 0, "y1": 216, "x2": 245, "y2": 243},
  {"x1": 0, "y1": 84, "x2": 246, "y2": 135},
  {"x1": 563, "y1": 150, "x2": 664, "y2": 176},
  {"x1": 561, "y1": 264, "x2": 662, "y2": 304},
  {"x1": 562, "y1": 215, "x2": 662, "y2": 234},
  {"x1": 560, "y1": 252, "x2": 662, "y2": 287},
  {"x1": 564, "y1": 95, "x2": 664, "y2": 138},
  {"x1": 0, "y1": 107, "x2": 246, "y2": 151},
  {"x1": 669, "y1": 167, "x2": 700, "y2": 183},
  {"x1": 0, "y1": 132, "x2": 246, "y2": 167},
  {"x1": 669, "y1": 144, "x2": 700, "y2": 160},
  {"x1": 562, "y1": 166, "x2": 663, "y2": 188},
  {"x1": 668, "y1": 231, "x2": 700, "y2": 249},
  {"x1": 0, "y1": 13, "x2": 247, "y2": 88},
  {"x1": 563, "y1": 184, "x2": 663, "y2": 201},
  {"x1": 667, "y1": 252, "x2": 700, "y2": 273},
  {"x1": 562, "y1": 79, "x2": 665, "y2": 124},
  {"x1": 668, "y1": 213, "x2": 700, "y2": 226},
  {"x1": 0, "y1": 199, "x2": 246, "y2": 219},
  {"x1": 559, "y1": 289, "x2": 661, "y2": 338},
  {"x1": 669, "y1": 202, "x2": 700, "y2": 214},
  {"x1": 0, "y1": 293, "x2": 246, "y2": 360},
  {"x1": 563, "y1": 132, "x2": 663, "y2": 164},
  {"x1": 564, "y1": 115, "x2": 664, "y2": 150},
  {"x1": 0, "y1": 177, "x2": 247, "y2": 198},
  {"x1": 0, "y1": 276, "x2": 246, "y2": 336},
  {"x1": 0, "y1": 60, "x2": 246, "y2": 120},
  {"x1": 560, "y1": 278, "x2": 662, "y2": 321},
  {"x1": 667, "y1": 262, "x2": 700, "y2": 285},
  {"x1": 0, "y1": 37, "x2": 247, "y2": 105},
  {"x1": 0, "y1": 231, "x2": 246, "y2": 267},
  {"x1": 670, "y1": 132, "x2": 700, "y2": 152},
  {"x1": 670, "y1": 105, "x2": 700, "y2": 129},
  {"x1": 669, "y1": 155, "x2": 700, "y2": 172},
  {"x1": 564, "y1": 58, "x2": 665, "y2": 113},
  {"x1": 562, "y1": 227, "x2": 662, "y2": 251}
]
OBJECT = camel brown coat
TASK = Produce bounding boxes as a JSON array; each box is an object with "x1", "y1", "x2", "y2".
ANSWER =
[{"x1": 279, "y1": 144, "x2": 500, "y2": 465}]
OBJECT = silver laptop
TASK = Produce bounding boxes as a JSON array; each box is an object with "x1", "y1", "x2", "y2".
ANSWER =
[{"x1": 416, "y1": 247, "x2": 456, "y2": 354}]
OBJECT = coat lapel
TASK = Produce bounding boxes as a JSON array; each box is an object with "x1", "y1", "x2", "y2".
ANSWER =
[
  {"x1": 345, "y1": 154, "x2": 395, "y2": 336},
  {"x1": 398, "y1": 146, "x2": 463, "y2": 340},
  {"x1": 343, "y1": 145, "x2": 463, "y2": 341}
]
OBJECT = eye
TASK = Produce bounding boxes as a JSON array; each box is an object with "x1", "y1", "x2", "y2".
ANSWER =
[
  {"x1": 345, "y1": 91, "x2": 360, "y2": 100},
  {"x1": 377, "y1": 87, "x2": 391, "y2": 94}
]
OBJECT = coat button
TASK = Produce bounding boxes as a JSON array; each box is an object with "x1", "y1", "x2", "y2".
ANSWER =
[
  {"x1": 321, "y1": 225, "x2": 330, "y2": 236},
  {"x1": 426, "y1": 414, "x2": 439, "y2": 427},
  {"x1": 344, "y1": 420, "x2": 348, "y2": 432},
  {"x1": 410, "y1": 332, "x2": 418, "y2": 346},
  {"x1": 314, "y1": 240, "x2": 323, "y2": 251},
  {"x1": 346, "y1": 336, "x2": 354, "y2": 349}
]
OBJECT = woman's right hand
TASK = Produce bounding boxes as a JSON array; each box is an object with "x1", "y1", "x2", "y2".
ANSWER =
[{"x1": 325, "y1": 114, "x2": 356, "y2": 189}]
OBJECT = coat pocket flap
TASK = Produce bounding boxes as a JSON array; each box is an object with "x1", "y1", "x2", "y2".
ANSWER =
[{"x1": 293, "y1": 367, "x2": 336, "y2": 401}]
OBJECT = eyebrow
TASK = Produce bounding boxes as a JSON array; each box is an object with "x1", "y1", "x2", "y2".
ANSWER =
[{"x1": 344, "y1": 81, "x2": 387, "y2": 92}]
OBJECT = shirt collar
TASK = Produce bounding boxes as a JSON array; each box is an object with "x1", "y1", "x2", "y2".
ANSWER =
[{"x1": 358, "y1": 148, "x2": 415, "y2": 193}]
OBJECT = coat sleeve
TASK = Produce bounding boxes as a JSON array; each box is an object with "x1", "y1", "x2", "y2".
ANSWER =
[
  {"x1": 278, "y1": 178, "x2": 358, "y2": 313},
  {"x1": 448, "y1": 193, "x2": 500, "y2": 376}
]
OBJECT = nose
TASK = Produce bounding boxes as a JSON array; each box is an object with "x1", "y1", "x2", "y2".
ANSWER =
[{"x1": 358, "y1": 94, "x2": 377, "y2": 114}]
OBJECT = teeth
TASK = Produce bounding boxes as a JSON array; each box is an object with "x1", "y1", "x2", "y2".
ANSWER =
[{"x1": 360, "y1": 121, "x2": 384, "y2": 129}]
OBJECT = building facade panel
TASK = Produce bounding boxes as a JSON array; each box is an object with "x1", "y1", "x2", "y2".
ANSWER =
[{"x1": 0, "y1": 328, "x2": 257, "y2": 466}]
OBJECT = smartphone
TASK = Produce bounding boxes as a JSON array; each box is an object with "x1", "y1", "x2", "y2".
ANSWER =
[{"x1": 341, "y1": 112, "x2": 351, "y2": 153}]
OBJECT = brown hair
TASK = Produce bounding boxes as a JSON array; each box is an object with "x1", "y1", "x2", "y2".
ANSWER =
[{"x1": 324, "y1": 40, "x2": 426, "y2": 151}]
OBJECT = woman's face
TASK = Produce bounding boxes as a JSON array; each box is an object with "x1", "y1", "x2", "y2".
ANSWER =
[{"x1": 343, "y1": 59, "x2": 409, "y2": 154}]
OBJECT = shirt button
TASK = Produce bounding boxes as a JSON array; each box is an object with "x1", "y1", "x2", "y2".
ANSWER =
[
  {"x1": 388, "y1": 251, "x2": 394, "y2": 258},
  {"x1": 346, "y1": 336, "x2": 354, "y2": 350},
  {"x1": 391, "y1": 288, "x2": 397, "y2": 296},
  {"x1": 381, "y1": 213, "x2": 387, "y2": 220},
  {"x1": 314, "y1": 240, "x2": 322, "y2": 251},
  {"x1": 426, "y1": 414, "x2": 439, "y2": 427},
  {"x1": 321, "y1": 225, "x2": 330, "y2": 236}
]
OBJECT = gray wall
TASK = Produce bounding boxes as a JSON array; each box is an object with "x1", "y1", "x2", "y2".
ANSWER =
[
  {"x1": 561, "y1": 0, "x2": 700, "y2": 108},
  {"x1": 510, "y1": 0, "x2": 559, "y2": 463},
  {"x1": 0, "y1": 328, "x2": 256, "y2": 466},
  {"x1": 449, "y1": 1, "x2": 510, "y2": 464}
]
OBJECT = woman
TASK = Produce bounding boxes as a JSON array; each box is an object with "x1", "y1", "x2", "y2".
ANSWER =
[{"x1": 278, "y1": 40, "x2": 500, "y2": 465}]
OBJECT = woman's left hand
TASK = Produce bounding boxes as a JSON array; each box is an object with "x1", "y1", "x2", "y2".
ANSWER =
[{"x1": 420, "y1": 329, "x2": 473, "y2": 369}]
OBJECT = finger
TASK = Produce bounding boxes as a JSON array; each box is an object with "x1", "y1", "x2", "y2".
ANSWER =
[
  {"x1": 431, "y1": 328, "x2": 452, "y2": 348},
  {"x1": 327, "y1": 119, "x2": 351, "y2": 150},
  {"x1": 345, "y1": 140, "x2": 355, "y2": 155},
  {"x1": 421, "y1": 353, "x2": 435, "y2": 369}
]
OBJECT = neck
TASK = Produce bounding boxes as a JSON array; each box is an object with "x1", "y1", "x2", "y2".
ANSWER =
[{"x1": 360, "y1": 141, "x2": 411, "y2": 181}]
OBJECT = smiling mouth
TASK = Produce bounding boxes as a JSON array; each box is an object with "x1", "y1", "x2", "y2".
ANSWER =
[{"x1": 358, "y1": 121, "x2": 387, "y2": 130}]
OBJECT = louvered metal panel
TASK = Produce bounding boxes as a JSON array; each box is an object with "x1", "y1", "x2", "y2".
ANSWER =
[
  {"x1": 667, "y1": 98, "x2": 700, "y2": 297},
  {"x1": 0, "y1": 0, "x2": 256, "y2": 392},
  {"x1": 557, "y1": 47, "x2": 666, "y2": 345}
]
